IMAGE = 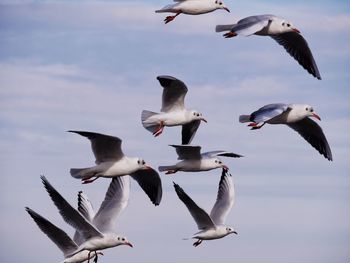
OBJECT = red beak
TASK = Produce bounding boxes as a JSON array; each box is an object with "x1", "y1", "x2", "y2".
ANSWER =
[
  {"x1": 293, "y1": 28, "x2": 300, "y2": 33},
  {"x1": 144, "y1": 165, "x2": 152, "y2": 170},
  {"x1": 126, "y1": 242, "x2": 133, "y2": 248},
  {"x1": 223, "y1": 165, "x2": 229, "y2": 172},
  {"x1": 312, "y1": 113, "x2": 321, "y2": 121}
]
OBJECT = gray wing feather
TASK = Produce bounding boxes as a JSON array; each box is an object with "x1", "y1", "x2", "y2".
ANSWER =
[
  {"x1": 25, "y1": 207, "x2": 78, "y2": 257},
  {"x1": 210, "y1": 170, "x2": 235, "y2": 225},
  {"x1": 157, "y1": 76, "x2": 188, "y2": 112},
  {"x1": 41, "y1": 176, "x2": 103, "y2": 241},
  {"x1": 287, "y1": 118, "x2": 332, "y2": 161},
  {"x1": 181, "y1": 120, "x2": 201, "y2": 145},
  {"x1": 170, "y1": 145, "x2": 202, "y2": 160},
  {"x1": 202, "y1": 151, "x2": 243, "y2": 158},
  {"x1": 130, "y1": 168, "x2": 163, "y2": 206},
  {"x1": 232, "y1": 15, "x2": 272, "y2": 36},
  {"x1": 68, "y1": 130, "x2": 124, "y2": 164},
  {"x1": 173, "y1": 182, "x2": 215, "y2": 230},
  {"x1": 250, "y1": 103, "x2": 289, "y2": 123},
  {"x1": 93, "y1": 177, "x2": 130, "y2": 233},
  {"x1": 271, "y1": 32, "x2": 321, "y2": 79}
]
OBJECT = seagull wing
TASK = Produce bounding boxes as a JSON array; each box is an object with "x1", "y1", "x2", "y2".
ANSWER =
[
  {"x1": 41, "y1": 176, "x2": 103, "y2": 242},
  {"x1": 69, "y1": 130, "x2": 124, "y2": 164},
  {"x1": 93, "y1": 177, "x2": 130, "y2": 233},
  {"x1": 232, "y1": 15, "x2": 271, "y2": 36},
  {"x1": 271, "y1": 32, "x2": 321, "y2": 79},
  {"x1": 250, "y1": 103, "x2": 289, "y2": 123},
  {"x1": 170, "y1": 144, "x2": 202, "y2": 160},
  {"x1": 157, "y1": 75, "x2": 188, "y2": 112},
  {"x1": 173, "y1": 182, "x2": 215, "y2": 230},
  {"x1": 210, "y1": 170, "x2": 235, "y2": 225},
  {"x1": 25, "y1": 207, "x2": 78, "y2": 257},
  {"x1": 181, "y1": 120, "x2": 201, "y2": 145},
  {"x1": 73, "y1": 191, "x2": 95, "y2": 245},
  {"x1": 130, "y1": 168, "x2": 163, "y2": 206},
  {"x1": 202, "y1": 151, "x2": 243, "y2": 158},
  {"x1": 287, "y1": 118, "x2": 332, "y2": 161}
]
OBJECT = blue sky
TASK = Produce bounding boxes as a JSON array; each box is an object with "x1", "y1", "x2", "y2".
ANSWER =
[{"x1": 0, "y1": 0, "x2": 349, "y2": 262}]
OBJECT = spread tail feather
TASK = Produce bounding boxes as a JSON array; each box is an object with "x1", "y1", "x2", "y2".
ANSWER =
[
  {"x1": 141, "y1": 110, "x2": 160, "y2": 133},
  {"x1": 215, "y1": 24, "x2": 235, "y2": 32},
  {"x1": 239, "y1": 115, "x2": 251, "y2": 123}
]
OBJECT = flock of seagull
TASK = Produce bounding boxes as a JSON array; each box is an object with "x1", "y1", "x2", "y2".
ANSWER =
[{"x1": 26, "y1": 0, "x2": 333, "y2": 262}]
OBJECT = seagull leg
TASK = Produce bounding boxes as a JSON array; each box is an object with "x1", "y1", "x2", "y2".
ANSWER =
[
  {"x1": 93, "y1": 251, "x2": 98, "y2": 263},
  {"x1": 164, "y1": 12, "x2": 180, "y2": 24},
  {"x1": 223, "y1": 31, "x2": 237, "y2": 38},
  {"x1": 165, "y1": 170, "x2": 177, "y2": 175},
  {"x1": 153, "y1": 121, "x2": 164, "y2": 137},
  {"x1": 87, "y1": 251, "x2": 91, "y2": 263},
  {"x1": 82, "y1": 177, "x2": 99, "y2": 184},
  {"x1": 193, "y1": 239, "x2": 203, "y2": 247},
  {"x1": 250, "y1": 122, "x2": 266, "y2": 130}
]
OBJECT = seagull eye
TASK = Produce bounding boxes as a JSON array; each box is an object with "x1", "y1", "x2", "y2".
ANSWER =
[
  {"x1": 122, "y1": 238, "x2": 125, "y2": 241},
  {"x1": 142, "y1": 160, "x2": 145, "y2": 165},
  {"x1": 197, "y1": 113, "x2": 199, "y2": 117},
  {"x1": 282, "y1": 22, "x2": 285, "y2": 26},
  {"x1": 118, "y1": 237, "x2": 120, "y2": 240},
  {"x1": 310, "y1": 108, "x2": 314, "y2": 112},
  {"x1": 219, "y1": 2, "x2": 222, "y2": 4},
  {"x1": 137, "y1": 160, "x2": 140, "y2": 164},
  {"x1": 305, "y1": 107, "x2": 308, "y2": 111},
  {"x1": 287, "y1": 23, "x2": 290, "y2": 27}
]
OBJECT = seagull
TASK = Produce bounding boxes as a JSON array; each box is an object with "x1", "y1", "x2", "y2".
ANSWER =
[
  {"x1": 69, "y1": 130, "x2": 162, "y2": 205},
  {"x1": 41, "y1": 176, "x2": 133, "y2": 263},
  {"x1": 156, "y1": 0, "x2": 230, "y2": 24},
  {"x1": 216, "y1": 14, "x2": 321, "y2": 79},
  {"x1": 173, "y1": 169, "x2": 237, "y2": 247},
  {"x1": 25, "y1": 207, "x2": 103, "y2": 263},
  {"x1": 239, "y1": 103, "x2": 332, "y2": 161},
  {"x1": 158, "y1": 145, "x2": 243, "y2": 174},
  {"x1": 142, "y1": 76, "x2": 207, "y2": 145}
]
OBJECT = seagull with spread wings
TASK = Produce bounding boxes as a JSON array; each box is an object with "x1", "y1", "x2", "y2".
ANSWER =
[
  {"x1": 216, "y1": 15, "x2": 321, "y2": 79},
  {"x1": 40, "y1": 176, "x2": 133, "y2": 263},
  {"x1": 173, "y1": 169, "x2": 237, "y2": 247},
  {"x1": 142, "y1": 76, "x2": 207, "y2": 145},
  {"x1": 69, "y1": 130, "x2": 162, "y2": 205},
  {"x1": 158, "y1": 145, "x2": 243, "y2": 174},
  {"x1": 239, "y1": 103, "x2": 332, "y2": 161}
]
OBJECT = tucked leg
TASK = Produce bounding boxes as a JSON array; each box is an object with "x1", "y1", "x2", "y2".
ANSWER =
[
  {"x1": 153, "y1": 121, "x2": 164, "y2": 137},
  {"x1": 250, "y1": 122, "x2": 266, "y2": 130},
  {"x1": 164, "y1": 12, "x2": 181, "y2": 24},
  {"x1": 223, "y1": 31, "x2": 237, "y2": 38},
  {"x1": 193, "y1": 239, "x2": 203, "y2": 247},
  {"x1": 82, "y1": 177, "x2": 99, "y2": 184},
  {"x1": 165, "y1": 170, "x2": 177, "y2": 175}
]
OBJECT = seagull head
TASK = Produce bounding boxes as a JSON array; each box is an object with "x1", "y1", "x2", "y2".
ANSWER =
[
  {"x1": 304, "y1": 105, "x2": 321, "y2": 121},
  {"x1": 137, "y1": 158, "x2": 152, "y2": 170},
  {"x1": 190, "y1": 110, "x2": 207, "y2": 123},
  {"x1": 225, "y1": 226, "x2": 238, "y2": 235},
  {"x1": 214, "y1": 0, "x2": 230, "y2": 12},
  {"x1": 213, "y1": 158, "x2": 228, "y2": 170},
  {"x1": 281, "y1": 19, "x2": 300, "y2": 33},
  {"x1": 107, "y1": 234, "x2": 133, "y2": 248},
  {"x1": 291, "y1": 104, "x2": 321, "y2": 121}
]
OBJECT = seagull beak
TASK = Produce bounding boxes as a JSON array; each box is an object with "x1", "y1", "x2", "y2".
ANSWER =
[
  {"x1": 223, "y1": 165, "x2": 229, "y2": 172},
  {"x1": 233, "y1": 231, "x2": 238, "y2": 235},
  {"x1": 126, "y1": 242, "x2": 133, "y2": 248},
  {"x1": 143, "y1": 165, "x2": 152, "y2": 170},
  {"x1": 201, "y1": 117, "x2": 207, "y2": 123},
  {"x1": 223, "y1": 7, "x2": 230, "y2": 12},
  {"x1": 312, "y1": 113, "x2": 321, "y2": 121},
  {"x1": 292, "y1": 28, "x2": 300, "y2": 33},
  {"x1": 99, "y1": 252, "x2": 104, "y2": 256}
]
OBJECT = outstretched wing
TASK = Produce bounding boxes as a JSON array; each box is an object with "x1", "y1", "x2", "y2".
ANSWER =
[
  {"x1": 41, "y1": 176, "x2": 103, "y2": 242},
  {"x1": 68, "y1": 130, "x2": 124, "y2": 164},
  {"x1": 210, "y1": 170, "x2": 235, "y2": 225},
  {"x1": 157, "y1": 76, "x2": 188, "y2": 112},
  {"x1": 130, "y1": 168, "x2": 163, "y2": 206},
  {"x1": 181, "y1": 120, "x2": 201, "y2": 145},
  {"x1": 287, "y1": 118, "x2": 332, "y2": 161},
  {"x1": 271, "y1": 32, "x2": 321, "y2": 79},
  {"x1": 26, "y1": 207, "x2": 78, "y2": 257},
  {"x1": 173, "y1": 182, "x2": 215, "y2": 230},
  {"x1": 93, "y1": 177, "x2": 131, "y2": 233},
  {"x1": 232, "y1": 15, "x2": 272, "y2": 36},
  {"x1": 170, "y1": 144, "x2": 202, "y2": 160},
  {"x1": 202, "y1": 151, "x2": 243, "y2": 158}
]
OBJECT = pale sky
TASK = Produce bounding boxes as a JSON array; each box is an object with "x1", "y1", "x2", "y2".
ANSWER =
[{"x1": 0, "y1": 0, "x2": 349, "y2": 262}]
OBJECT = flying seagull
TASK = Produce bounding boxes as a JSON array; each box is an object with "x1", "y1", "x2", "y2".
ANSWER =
[
  {"x1": 25, "y1": 207, "x2": 103, "y2": 263},
  {"x1": 216, "y1": 15, "x2": 321, "y2": 79},
  {"x1": 156, "y1": 0, "x2": 230, "y2": 24},
  {"x1": 239, "y1": 103, "x2": 332, "y2": 161},
  {"x1": 158, "y1": 145, "x2": 243, "y2": 174},
  {"x1": 174, "y1": 169, "x2": 237, "y2": 247},
  {"x1": 142, "y1": 76, "x2": 207, "y2": 145},
  {"x1": 69, "y1": 130, "x2": 162, "y2": 205},
  {"x1": 41, "y1": 176, "x2": 133, "y2": 263}
]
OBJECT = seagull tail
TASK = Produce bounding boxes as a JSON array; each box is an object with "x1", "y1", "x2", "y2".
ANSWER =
[
  {"x1": 141, "y1": 110, "x2": 160, "y2": 133},
  {"x1": 239, "y1": 115, "x2": 251, "y2": 123},
  {"x1": 215, "y1": 24, "x2": 235, "y2": 33},
  {"x1": 70, "y1": 168, "x2": 96, "y2": 179},
  {"x1": 158, "y1": 165, "x2": 175, "y2": 172}
]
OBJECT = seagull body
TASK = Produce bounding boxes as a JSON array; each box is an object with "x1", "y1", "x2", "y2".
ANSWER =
[
  {"x1": 158, "y1": 145, "x2": 243, "y2": 174},
  {"x1": 69, "y1": 130, "x2": 162, "y2": 205},
  {"x1": 174, "y1": 170, "x2": 237, "y2": 247},
  {"x1": 216, "y1": 14, "x2": 321, "y2": 79},
  {"x1": 40, "y1": 176, "x2": 133, "y2": 262},
  {"x1": 142, "y1": 76, "x2": 207, "y2": 145},
  {"x1": 239, "y1": 103, "x2": 332, "y2": 161},
  {"x1": 156, "y1": 0, "x2": 229, "y2": 24},
  {"x1": 25, "y1": 207, "x2": 102, "y2": 263}
]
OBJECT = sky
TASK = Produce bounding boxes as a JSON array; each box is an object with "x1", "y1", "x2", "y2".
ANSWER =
[{"x1": 0, "y1": 0, "x2": 349, "y2": 262}]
